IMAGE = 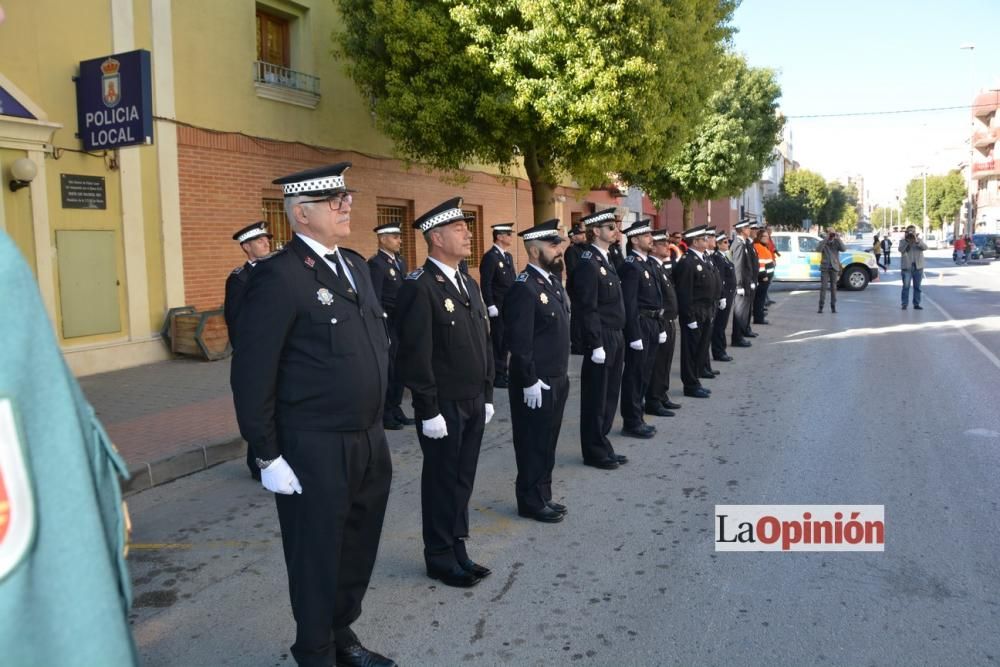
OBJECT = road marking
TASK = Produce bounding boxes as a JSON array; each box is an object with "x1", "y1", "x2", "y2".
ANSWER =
[
  {"x1": 925, "y1": 294, "x2": 1000, "y2": 373},
  {"x1": 964, "y1": 428, "x2": 999, "y2": 438}
]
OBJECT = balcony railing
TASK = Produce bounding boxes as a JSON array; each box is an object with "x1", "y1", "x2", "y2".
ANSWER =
[
  {"x1": 972, "y1": 126, "x2": 1000, "y2": 148},
  {"x1": 972, "y1": 159, "x2": 997, "y2": 177},
  {"x1": 253, "y1": 61, "x2": 320, "y2": 95}
]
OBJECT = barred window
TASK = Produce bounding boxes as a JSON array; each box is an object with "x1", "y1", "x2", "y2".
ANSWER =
[
  {"x1": 463, "y1": 205, "x2": 483, "y2": 268},
  {"x1": 261, "y1": 198, "x2": 292, "y2": 249},
  {"x1": 377, "y1": 199, "x2": 414, "y2": 269}
]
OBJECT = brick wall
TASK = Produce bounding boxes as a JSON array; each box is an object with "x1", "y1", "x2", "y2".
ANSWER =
[{"x1": 177, "y1": 126, "x2": 592, "y2": 310}]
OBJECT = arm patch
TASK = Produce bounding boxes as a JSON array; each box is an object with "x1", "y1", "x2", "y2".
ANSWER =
[{"x1": 405, "y1": 269, "x2": 424, "y2": 280}]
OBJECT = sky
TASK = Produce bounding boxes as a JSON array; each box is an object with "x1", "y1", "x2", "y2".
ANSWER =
[{"x1": 731, "y1": 0, "x2": 1000, "y2": 209}]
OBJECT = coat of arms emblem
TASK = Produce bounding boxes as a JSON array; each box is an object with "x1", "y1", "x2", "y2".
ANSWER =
[{"x1": 101, "y1": 57, "x2": 121, "y2": 108}]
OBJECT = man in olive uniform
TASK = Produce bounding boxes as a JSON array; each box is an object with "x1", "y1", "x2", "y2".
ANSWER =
[
  {"x1": 711, "y1": 232, "x2": 737, "y2": 363},
  {"x1": 368, "y1": 222, "x2": 414, "y2": 430},
  {"x1": 231, "y1": 163, "x2": 395, "y2": 667},
  {"x1": 569, "y1": 208, "x2": 629, "y2": 470},
  {"x1": 224, "y1": 220, "x2": 273, "y2": 478},
  {"x1": 480, "y1": 224, "x2": 516, "y2": 388},
  {"x1": 673, "y1": 225, "x2": 720, "y2": 399},
  {"x1": 645, "y1": 231, "x2": 681, "y2": 415},
  {"x1": 730, "y1": 219, "x2": 757, "y2": 347},
  {"x1": 504, "y1": 219, "x2": 571, "y2": 524},
  {"x1": 395, "y1": 197, "x2": 495, "y2": 588},
  {"x1": 564, "y1": 224, "x2": 588, "y2": 355},
  {"x1": 618, "y1": 218, "x2": 663, "y2": 439}
]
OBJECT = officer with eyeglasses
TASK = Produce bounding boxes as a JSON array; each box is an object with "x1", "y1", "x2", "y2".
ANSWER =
[{"x1": 231, "y1": 162, "x2": 396, "y2": 667}]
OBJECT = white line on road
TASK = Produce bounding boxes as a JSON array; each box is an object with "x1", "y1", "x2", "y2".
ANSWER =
[{"x1": 925, "y1": 294, "x2": 1000, "y2": 373}]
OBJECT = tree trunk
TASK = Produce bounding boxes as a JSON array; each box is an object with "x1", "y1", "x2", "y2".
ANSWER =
[
  {"x1": 682, "y1": 200, "x2": 693, "y2": 230},
  {"x1": 522, "y1": 144, "x2": 556, "y2": 225}
]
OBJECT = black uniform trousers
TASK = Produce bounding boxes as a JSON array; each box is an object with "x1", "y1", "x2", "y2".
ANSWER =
[
  {"x1": 274, "y1": 425, "x2": 392, "y2": 667},
  {"x1": 508, "y1": 374, "x2": 569, "y2": 513},
  {"x1": 753, "y1": 279, "x2": 770, "y2": 323},
  {"x1": 417, "y1": 394, "x2": 485, "y2": 571},
  {"x1": 712, "y1": 299, "x2": 734, "y2": 359},
  {"x1": 732, "y1": 288, "x2": 755, "y2": 344},
  {"x1": 702, "y1": 309, "x2": 717, "y2": 373},
  {"x1": 569, "y1": 307, "x2": 584, "y2": 355},
  {"x1": 490, "y1": 312, "x2": 508, "y2": 380},
  {"x1": 384, "y1": 315, "x2": 404, "y2": 412},
  {"x1": 620, "y1": 316, "x2": 660, "y2": 428},
  {"x1": 580, "y1": 328, "x2": 624, "y2": 463},
  {"x1": 646, "y1": 319, "x2": 676, "y2": 404},
  {"x1": 680, "y1": 306, "x2": 713, "y2": 390}
]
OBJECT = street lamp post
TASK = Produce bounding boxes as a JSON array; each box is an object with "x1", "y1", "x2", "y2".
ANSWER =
[
  {"x1": 960, "y1": 43, "x2": 976, "y2": 238},
  {"x1": 922, "y1": 171, "x2": 928, "y2": 238}
]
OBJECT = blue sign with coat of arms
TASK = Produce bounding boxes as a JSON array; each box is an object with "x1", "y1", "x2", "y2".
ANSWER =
[{"x1": 75, "y1": 49, "x2": 153, "y2": 151}]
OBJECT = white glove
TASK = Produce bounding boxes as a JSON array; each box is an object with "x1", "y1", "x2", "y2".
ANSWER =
[
  {"x1": 751, "y1": 282, "x2": 757, "y2": 289},
  {"x1": 687, "y1": 321, "x2": 698, "y2": 330},
  {"x1": 487, "y1": 305, "x2": 499, "y2": 318},
  {"x1": 523, "y1": 380, "x2": 551, "y2": 409},
  {"x1": 658, "y1": 331, "x2": 667, "y2": 344},
  {"x1": 261, "y1": 456, "x2": 302, "y2": 495},
  {"x1": 629, "y1": 339, "x2": 643, "y2": 351},
  {"x1": 484, "y1": 403, "x2": 495, "y2": 424},
  {"x1": 591, "y1": 347, "x2": 606, "y2": 364},
  {"x1": 736, "y1": 288, "x2": 745, "y2": 296},
  {"x1": 719, "y1": 298, "x2": 727, "y2": 310},
  {"x1": 422, "y1": 414, "x2": 448, "y2": 439}
]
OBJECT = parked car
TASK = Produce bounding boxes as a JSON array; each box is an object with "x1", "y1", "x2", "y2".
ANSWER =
[
  {"x1": 970, "y1": 234, "x2": 1000, "y2": 261},
  {"x1": 769, "y1": 232, "x2": 880, "y2": 290},
  {"x1": 924, "y1": 233, "x2": 943, "y2": 249}
]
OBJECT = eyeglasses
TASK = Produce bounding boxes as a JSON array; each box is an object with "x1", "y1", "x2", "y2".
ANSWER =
[
  {"x1": 595, "y1": 223, "x2": 617, "y2": 231},
  {"x1": 301, "y1": 192, "x2": 353, "y2": 211}
]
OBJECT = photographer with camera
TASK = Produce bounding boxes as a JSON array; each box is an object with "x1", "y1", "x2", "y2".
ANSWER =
[
  {"x1": 816, "y1": 229, "x2": 845, "y2": 313},
  {"x1": 898, "y1": 225, "x2": 927, "y2": 310}
]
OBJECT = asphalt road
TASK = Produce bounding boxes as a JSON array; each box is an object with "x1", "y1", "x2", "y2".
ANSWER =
[{"x1": 128, "y1": 250, "x2": 1000, "y2": 666}]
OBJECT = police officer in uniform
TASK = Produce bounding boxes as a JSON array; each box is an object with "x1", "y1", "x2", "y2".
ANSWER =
[
  {"x1": 224, "y1": 220, "x2": 273, "y2": 479},
  {"x1": 368, "y1": 223, "x2": 414, "y2": 431},
  {"x1": 479, "y1": 224, "x2": 516, "y2": 388},
  {"x1": 711, "y1": 231, "x2": 737, "y2": 363},
  {"x1": 563, "y1": 224, "x2": 588, "y2": 355},
  {"x1": 503, "y1": 219, "x2": 570, "y2": 523},
  {"x1": 231, "y1": 163, "x2": 395, "y2": 667},
  {"x1": 700, "y1": 228, "x2": 723, "y2": 380},
  {"x1": 618, "y1": 218, "x2": 662, "y2": 439},
  {"x1": 395, "y1": 197, "x2": 495, "y2": 588},
  {"x1": 645, "y1": 231, "x2": 681, "y2": 415},
  {"x1": 730, "y1": 219, "x2": 757, "y2": 347},
  {"x1": 673, "y1": 225, "x2": 719, "y2": 399},
  {"x1": 569, "y1": 208, "x2": 629, "y2": 469}
]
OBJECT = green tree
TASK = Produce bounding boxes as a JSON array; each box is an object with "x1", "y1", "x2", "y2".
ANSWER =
[
  {"x1": 763, "y1": 191, "x2": 808, "y2": 227},
  {"x1": 902, "y1": 176, "x2": 926, "y2": 226},
  {"x1": 334, "y1": 0, "x2": 736, "y2": 223},
  {"x1": 817, "y1": 182, "x2": 847, "y2": 229},
  {"x1": 621, "y1": 54, "x2": 784, "y2": 228},
  {"x1": 930, "y1": 170, "x2": 966, "y2": 230},
  {"x1": 782, "y1": 169, "x2": 828, "y2": 223}
]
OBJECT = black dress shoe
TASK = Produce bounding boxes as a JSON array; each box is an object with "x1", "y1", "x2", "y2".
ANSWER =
[
  {"x1": 699, "y1": 371, "x2": 716, "y2": 379},
  {"x1": 644, "y1": 402, "x2": 675, "y2": 417},
  {"x1": 753, "y1": 319, "x2": 770, "y2": 325},
  {"x1": 493, "y1": 377, "x2": 509, "y2": 389},
  {"x1": 391, "y1": 409, "x2": 416, "y2": 426},
  {"x1": 831, "y1": 306, "x2": 837, "y2": 313},
  {"x1": 335, "y1": 640, "x2": 397, "y2": 667},
  {"x1": 427, "y1": 565, "x2": 481, "y2": 587},
  {"x1": 382, "y1": 416, "x2": 404, "y2": 431},
  {"x1": 622, "y1": 424, "x2": 655, "y2": 439},
  {"x1": 614, "y1": 454, "x2": 629, "y2": 464},
  {"x1": 684, "y1": 387, "x2": 711, "y2": 398},
  {"x1": 583, "y1": 457, "x2": 619, "y2": 470},
  {"x1": 713, "y1": 354, "x2": 733, "y2": 362},
  {"x1": 913, "y1": 304, "x2": 923, "y2": 310},
  {"x1": 662, "y1": 398, "x2": 681, "y2": 410},
  {"x1": 459, "y1": 559, "x2": 492, "y2": 578},
  {"x1": 732, "y1": 339, "x2": 752, "y2": 347},
  {"x1": 546, "y1": 501, "x2": 568, "y2": 514},
  {"x1": 518, "y1": 506, "x2": 565, "y2": 523},
  {"x1": 745, "y1": 332, "x2": 758, "y2": 338},
  {"x1": 817, "y1": 307, "x2": 823, "y2": 313}
]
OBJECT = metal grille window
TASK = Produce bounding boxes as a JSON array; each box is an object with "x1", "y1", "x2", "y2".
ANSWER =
[
  {"x1": 261, "y1": 198, "x2": 292, "y2": 249},
  {"x1": 463, "y1": 206, "x2": 483, "y2": 268},
  {"x1": 377, "y1": 201, "x2": 414, "y2": 269}
]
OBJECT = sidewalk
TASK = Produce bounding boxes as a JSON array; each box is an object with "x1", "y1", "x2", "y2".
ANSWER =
[{"x1": 78, "y1": 356, "x2": 243, "y2": 495}]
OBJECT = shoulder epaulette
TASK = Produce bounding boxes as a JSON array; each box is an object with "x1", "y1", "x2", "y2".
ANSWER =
[
  {"x1": 405, "y1": 268, "x2": 424, "y2": 280},
  {"x1": 581, "y1": 251, "x2": 592, "y2": 260},
  {"x1": 515, "y1": 272, "x2": 529, "y2": 282},
  {"x1": 625, "y1": 255, "x2": 636, "y2": 263},
  {"x1": 231, "y1": 265, "x2": 244, "y2": 275},
  {"x1": 340, "y1": 247, "x2": 365, "y2": 263},
  {"x1": 259, "y1": 247, "x2": 285, "y2": 262}
]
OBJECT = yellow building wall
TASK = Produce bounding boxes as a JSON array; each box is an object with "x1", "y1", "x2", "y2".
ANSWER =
[{"x1": 0, "y1": 149, "x2": 36, "y2": 270}]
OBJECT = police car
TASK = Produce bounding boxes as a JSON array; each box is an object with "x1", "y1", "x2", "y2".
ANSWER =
[{"x1": 770, "y1": 232, "x2": 879, "y2": 290}]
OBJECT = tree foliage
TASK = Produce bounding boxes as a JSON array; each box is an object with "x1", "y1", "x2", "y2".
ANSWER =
[
  {"x1": 334, "y1": 0, "x2": 737, "y2": 222},
  {"x1": 781, "y1": 169, "x2": 828, "y2": 223},
  {"x1": 621, "y1": 54, "x2": 784, "y2": 228},
  {"x1": 902, "y1": 170, "x2": 967, "y2": 229}
]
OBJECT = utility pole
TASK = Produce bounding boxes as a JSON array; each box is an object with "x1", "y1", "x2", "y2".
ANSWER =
[
  {"x1": 960, "y1": 43, "x2": 976, "y2": 239},
  {"x1": 922, "y1": 171, "x2": 928, "y2": 238}
]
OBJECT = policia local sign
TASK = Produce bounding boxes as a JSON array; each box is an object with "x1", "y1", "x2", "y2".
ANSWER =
[{"x1": 74, "y1": 50, "x2": 153, "y2": 151}]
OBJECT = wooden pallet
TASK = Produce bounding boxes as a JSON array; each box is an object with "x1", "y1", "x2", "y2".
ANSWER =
[{"x1": 165, "y1": 307, "x2": 231, "y2": 361}]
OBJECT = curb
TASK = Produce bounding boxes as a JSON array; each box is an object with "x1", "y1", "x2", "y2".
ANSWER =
[{"x1": 122, "y1": 437, "x2": 246, "y2": 496}]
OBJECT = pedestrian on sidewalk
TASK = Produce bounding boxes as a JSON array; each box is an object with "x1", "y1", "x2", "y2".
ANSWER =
[
  {"x1": 816, "y1": 229, "x2": 845, "y2": 313},
  {"x1": 898, "y1": 225, "x2": 927, "y2": 310},
  {"x1": 231, "y1": 162, "x2": 395, "y2": 667},
  {"x1": 881, "y1": 235, "x2": 893, "y2": 269},
  {"x1": 872, "y1": 235, "x2": 885, "y2": 271}
]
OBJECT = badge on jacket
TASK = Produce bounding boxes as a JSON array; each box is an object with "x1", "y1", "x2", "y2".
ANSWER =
[
  {"x1": 444, "y1": 298, "x2": 455, "y2": 313},
  {"x1": 317, "y1": 288, "x2": 334, "y2": 305},
  {"x1": 600, "y1": 267, "x2": 607, "y2": 276},
  {"x1": 540, "y1": 292, "x2": 549, "y2": 305}
]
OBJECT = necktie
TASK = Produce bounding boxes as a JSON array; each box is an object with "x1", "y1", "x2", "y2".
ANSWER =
[
  {"x1": 456, "y1": 272, "x2": 470, "y2": 303},
  {"x1": 324, "y1": 251, "x2": 356, "y2": 297}
]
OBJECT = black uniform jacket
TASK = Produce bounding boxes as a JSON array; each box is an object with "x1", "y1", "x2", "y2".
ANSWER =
[
  {"x1": 672, "y1": 250, "x2": 721, "y2": 325},
  {"x1": 731, "y1": 237, "x2": 757, "y2": 290},
  {"x1": 619, "y1": 251, "x2": 663, "y2": 343},
  {"x1": 711, "y1": 251, "x2": 737, "y2": 299},
  {"x1": 704, "y1": 251, "x2": 724, "y2": 301},
  {"x1": 569, "y1": 245, "x2": 626, "y2": 350},
  {"x1": 653, "y1": 257, "x2": 679, "y2": 320},
  {"x1": 479, "y1": 245, "x2": 515, "y2": 308},
  {"x1": 231, "y1": 235, "x2": 390, "y2": 461},
  {"x1": 368, "y1": 250, "x2": 407, "y2": 314},
  {"x1": 224, "y1": 261, "x2": 252, "y2": 345},
  {"x1": 395, "y1": 260, "x2": 494, "y2": 420},
  {"x1": 563, "y1": 243, "x2": 587, "y2": 288},
  {"x1": 503, "y1": 267, "x2": 570, "y2": 388}
]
